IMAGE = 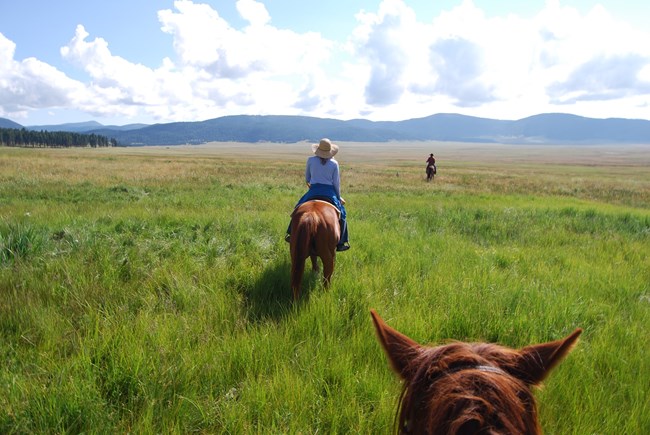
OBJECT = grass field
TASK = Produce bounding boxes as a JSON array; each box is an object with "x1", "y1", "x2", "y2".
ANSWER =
[{"x1": 1, "y1": 142, "x2": 649, "y2": 434}]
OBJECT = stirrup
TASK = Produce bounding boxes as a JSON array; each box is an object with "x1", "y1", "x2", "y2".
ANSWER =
[{"x1": 285, "y1": 233, "x2": 291, "y2": 243}]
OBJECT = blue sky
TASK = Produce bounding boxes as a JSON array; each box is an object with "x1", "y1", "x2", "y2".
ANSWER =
[{"x1": 1, "y1": 0, "x2": 649, "y2": 126}]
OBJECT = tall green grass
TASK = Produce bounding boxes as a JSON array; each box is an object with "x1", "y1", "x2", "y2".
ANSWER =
[{"x1": 0, "y1": 147, "x2": 648, "y2": 433}]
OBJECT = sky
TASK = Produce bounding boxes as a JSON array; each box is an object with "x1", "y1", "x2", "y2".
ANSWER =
[{"x1": 1, "y1": 0, "x2": 650, "y2": 126}]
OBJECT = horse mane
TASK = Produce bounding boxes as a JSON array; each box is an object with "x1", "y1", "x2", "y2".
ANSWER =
[{"x1": 397, "y1": 342, "x2": 540, "y2": 434}]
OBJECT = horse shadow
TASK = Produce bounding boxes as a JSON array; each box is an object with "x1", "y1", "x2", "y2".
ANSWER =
[{"x1": 242, "y1": 257, "x2": 320, "y2": 323}]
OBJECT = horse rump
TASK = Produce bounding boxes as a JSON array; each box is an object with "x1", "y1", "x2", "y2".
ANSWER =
[{"x1": 289, "y1": 201, "x2": 340, "y2": 300}]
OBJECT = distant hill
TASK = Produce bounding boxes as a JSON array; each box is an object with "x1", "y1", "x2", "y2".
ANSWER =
[
  {"x1": 0, "y1": 117, "x2": 23, "y2": 129},
  {"x1": 27, "y1": 121, "x2": 148, "y2": 133},
  {"x1": 89, "y1": 115, "x2": 408, "y2": 145},
  {"x1": 509, "y1": 114, "x2": 650, "y2": 144},
  {"x1": 4, "y1": 113, "x2": 650, "y2": 146},
  {"x1": 92, "y1": 113, "x2": 650, "y2": 146}
]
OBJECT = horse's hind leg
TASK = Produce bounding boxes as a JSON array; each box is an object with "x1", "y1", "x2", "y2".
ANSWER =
[
  {"x1": 291, "y1": 258, "x2": 305, "y2": 301},
  {"x1": 310, "y1": 254, "x2": 319, "y2": 273},
  {"x1": 322, "y1": 253, "x2": 335, "y2": 287}
]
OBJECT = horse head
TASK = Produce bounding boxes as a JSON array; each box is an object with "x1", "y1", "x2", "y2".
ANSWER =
[{"x1": 370, "y1": 309, "x2": 581, "y2": 434}]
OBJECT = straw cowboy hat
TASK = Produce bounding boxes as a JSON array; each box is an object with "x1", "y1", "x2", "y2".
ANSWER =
[{"x1": 312, "y1": 138, "x2": 339, "y2": 158}]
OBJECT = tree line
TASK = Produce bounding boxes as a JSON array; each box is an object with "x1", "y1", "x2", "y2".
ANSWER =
[{"x1": 0, "y1": 128, "x2": 117, "y2": 148}]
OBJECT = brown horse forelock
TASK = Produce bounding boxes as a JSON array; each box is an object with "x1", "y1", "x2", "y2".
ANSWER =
[{"x1": 397, "y1": 342, "x2": 541, "y2": 435}]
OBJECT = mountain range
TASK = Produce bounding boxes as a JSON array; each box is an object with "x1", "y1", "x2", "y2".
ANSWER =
[{"x1": 2, "y1": 113, "x2": 650, "y2": 146}]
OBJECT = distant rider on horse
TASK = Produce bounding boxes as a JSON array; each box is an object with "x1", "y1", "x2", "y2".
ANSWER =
[
  {"x1": 426, "y1": 153, "x2": 436, "y2": 171},
  {"x1": 426, "y1": 153, "x2": 436, "y2": 178}
]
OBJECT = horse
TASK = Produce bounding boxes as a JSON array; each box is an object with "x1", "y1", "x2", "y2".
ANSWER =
[
  {"x1": 370, "y1": 309, "x2": 582, "y2": 434},
  {"x1": 289, "y1": 200, "x2": 341, "y2": 300},
  {"x1": 426, "y1": 165, "x2": 436, "y2": 182}
]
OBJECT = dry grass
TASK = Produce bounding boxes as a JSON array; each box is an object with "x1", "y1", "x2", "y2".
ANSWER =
[{"x1": 2, "y1": 142, "x2": 649, "y2": 209}]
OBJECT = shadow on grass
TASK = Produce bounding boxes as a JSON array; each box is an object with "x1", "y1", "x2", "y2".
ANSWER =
[{"x1": 242, "y1": 257, "x2": 321, "y2": 323}]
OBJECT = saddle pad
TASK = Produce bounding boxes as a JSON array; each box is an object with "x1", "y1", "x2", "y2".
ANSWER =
[
  {"x1": 290, "y1": 199, "x2": 341, "y2": 218},
  {"x1": 310, "y1": 200, "x2": 341, "y2": 218}
]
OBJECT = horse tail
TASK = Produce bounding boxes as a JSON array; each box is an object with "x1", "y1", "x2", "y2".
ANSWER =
[{"x1": 290, "y1": 212, "x2": 318, "y2": 300}]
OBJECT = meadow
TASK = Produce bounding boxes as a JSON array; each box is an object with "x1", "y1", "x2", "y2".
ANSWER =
[{"x1": 1, "y1": 141, "x2": 649, "y2": 434}]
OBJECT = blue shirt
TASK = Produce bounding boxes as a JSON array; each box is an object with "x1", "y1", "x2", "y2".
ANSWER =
[{"x1": 305, "y1": 156, "x2": 340, "y2": 198}]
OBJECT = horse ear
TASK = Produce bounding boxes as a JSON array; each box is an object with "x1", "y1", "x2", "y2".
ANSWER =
[
  {"x1": 370, "y1": 309, "x2": 422, "y2": 380},
  {"x1": 513, "y1": 328, "x2": 582, "y2": 385}
]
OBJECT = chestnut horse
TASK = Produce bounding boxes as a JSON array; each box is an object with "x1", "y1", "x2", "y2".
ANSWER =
[
  {"x1": 370, "y1": 310, "x2": 582, "y2": 434},
  {"x1": 290, "y1": 200, "x2": 341, "y2": 300}
]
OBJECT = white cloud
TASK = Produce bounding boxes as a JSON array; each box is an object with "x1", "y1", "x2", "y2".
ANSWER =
[
  {"x1": 549, "y1": 55, "x2": 650, "y2": 103},
  {"x1": 2, "y1": 0, "x2": 650, "y2": 124},
  {"x1": 428, "y1": 37, "x2": 496, "y2": 106},
  {"x1": 61, "y1": 26, "x2": 163, "y2": 103},
  {"x1": 0, "y1": 32, "x2": 85, "y2": 120},
  {"x1": 158, "y1": 0, "x2": 331, "y2": 78},
  {"x1": 236, "y1": 0, "x2": 271, "y2": 27},
  {"x1": 345, "y1": 0, "x2": 650, "y2": 120},
  {"x1": 350, "y1": 0, "x2": 414, "y2": 106}
]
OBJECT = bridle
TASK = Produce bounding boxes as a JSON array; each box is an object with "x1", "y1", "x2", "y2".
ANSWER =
[{"x1": 444, "y1": 364, "x2": 508, "y2": 377}]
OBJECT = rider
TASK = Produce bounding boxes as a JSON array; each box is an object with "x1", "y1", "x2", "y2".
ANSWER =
[
  {"x1": 285, "y1": 138, "x2": 350, "y2": 252},
  {"x1": 426, "y1": 153, "x2": 436, "y2": 174}
]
